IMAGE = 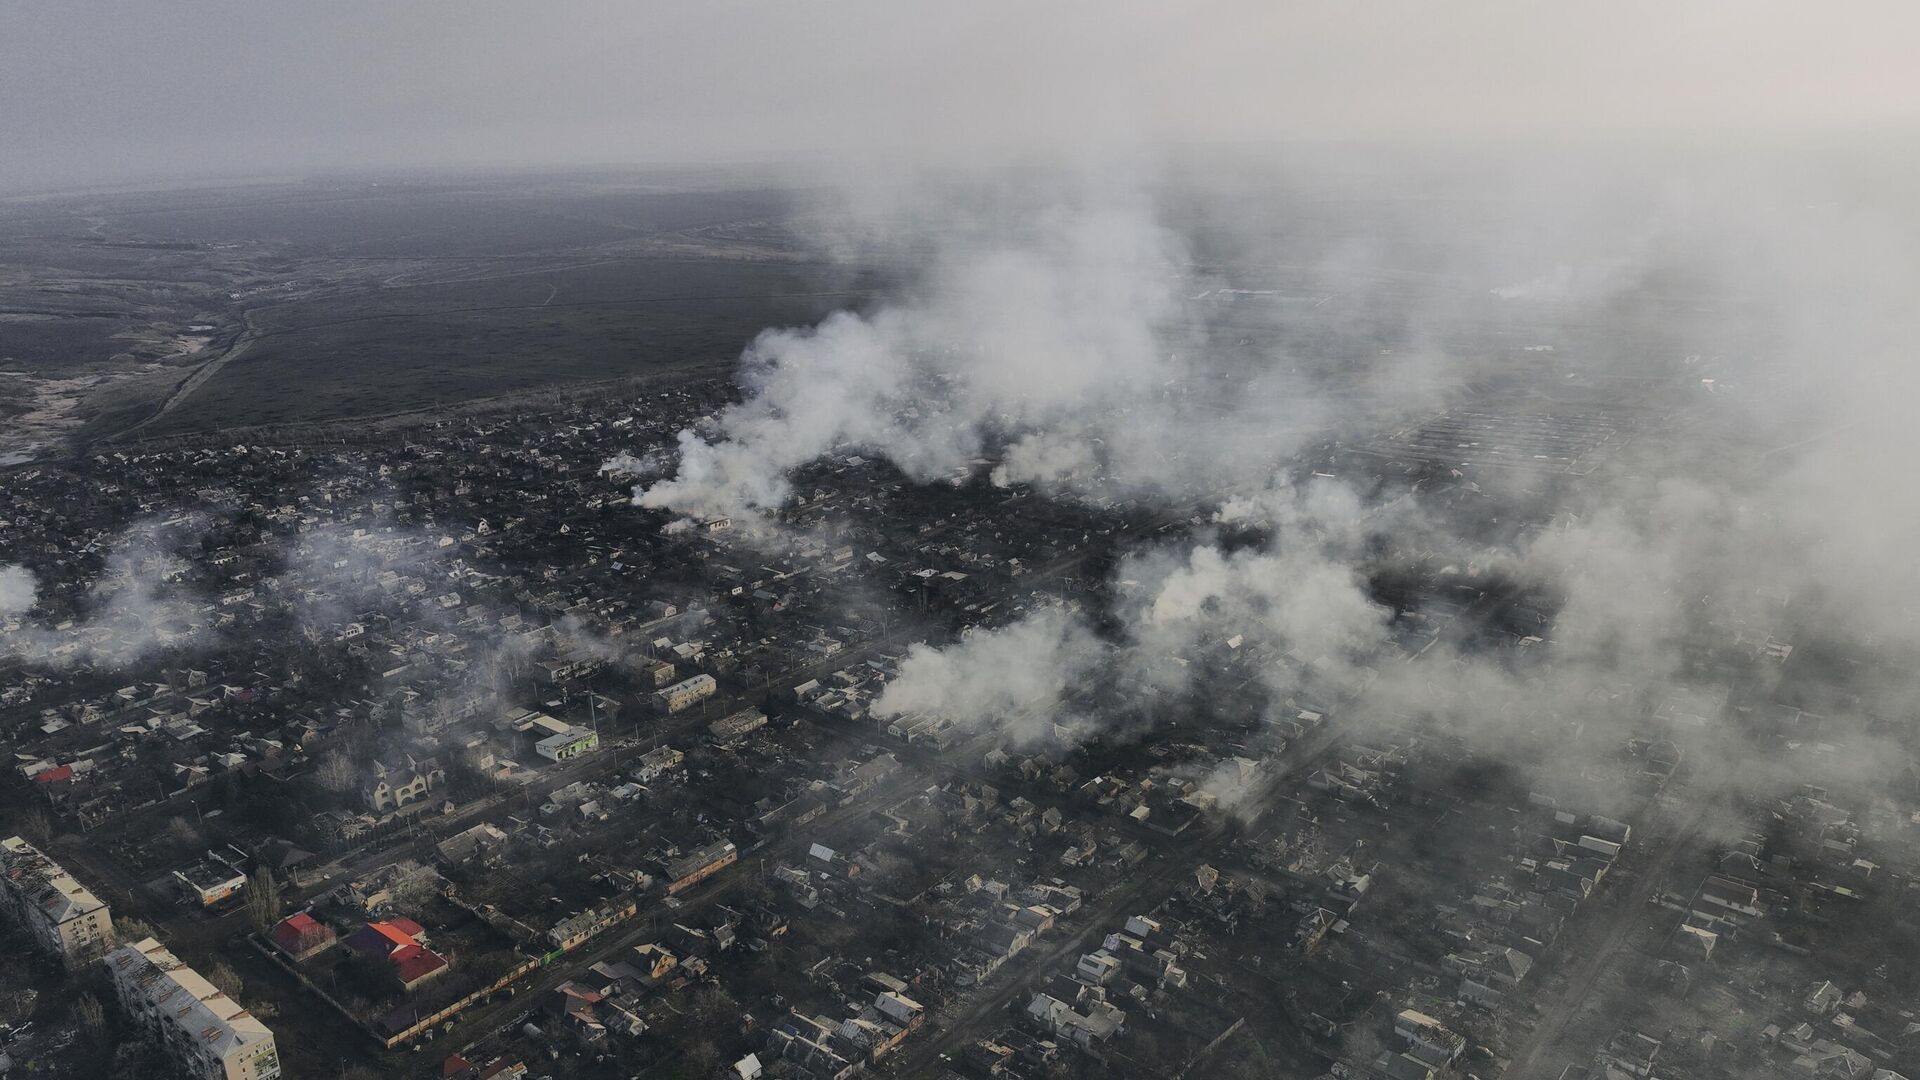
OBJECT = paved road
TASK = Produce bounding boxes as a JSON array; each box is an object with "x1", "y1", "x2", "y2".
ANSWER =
[
  {"x1": 1501, "y1": 784, "x2": 1717, "y2": 1079},
  {"x1": 110, "y1": 320, "x2": 259, "y2": 441}
]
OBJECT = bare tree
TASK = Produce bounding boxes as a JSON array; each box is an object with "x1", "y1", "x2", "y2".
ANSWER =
[
  {"x1": 685, "y1": 1037, "x2": 721, "y2": 1075},
  {"x1": 389, "y1": 866, "x2": 443, "y2": 911},
  {"x1": 246, "y1": 867, "x2": 282, "y2": 933},
  {"x1": 73, "y1": 991, "x2": 107, "y2": 1035},
  {"x1": 203, "y1": 958, "x2": 242, "y2": 998},
  {"x1": 115, "y1": 915, "x2": 161, "y2": 943},
  {"x1": 316, "y1": 750, "x2": 356, "y2": 794},
  {"x1": 166, "y1": 815, "x2": 201, "y2": 847},
  {"x1": 20, "y1": 806, "x2": 52, "y2": 842}
]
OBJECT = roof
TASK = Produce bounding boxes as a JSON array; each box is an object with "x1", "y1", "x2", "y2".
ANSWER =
[
  {"x1": 0, "y1": 835, "x2": 107, "y2": 925},
  {"x1": 346, "y1": 918, "x2": 423, "y2": 956},
  {"x1": 105, "y1": 937, "x2": 273, "y2": 1061},
  {"x1": 371, "y1": 919, "x2": 423, "y2": 947},
  {"x1": 269, "y1": 911, "x2": 331, "y2": 952},
  {"x1": 535, "y1": 726, "x2": 595, "y2": 750},
  {"x1": 666, "y1": 840, "x2": 737, "y2": 882},
  {"x1": 392, "y1": 943, "x2": 449, "y2": 984},
  {"x1": 256, "y1": 839, "x2": 317, "y2": 868}
]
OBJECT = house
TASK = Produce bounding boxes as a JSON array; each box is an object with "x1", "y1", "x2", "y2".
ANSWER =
[
  {"x1": 1599, "y1": 1030, "x2": 1662, "y2": 1078},
  {"x1": 872, "y1": 991, "x2": 925, "y2": 1029},
  {"x1": 345, "y1": 918, "x2": 450, "y2": 991},
  {"x1": 1807, "y1": 980, "x2": 1844, "y2": 1016},
  {"x1": 709, "y1": 708, "x2": 768, "y2": 744},
  {"x1": 314, "y1": 809, "x2": 376, "y2": 844},
  {"x1": 252, "y1": 839, "x2": 319, "y2": 886},
  {"x1": 365, "y1": 757, "x2": 446, "y2": 813},
  {"x1": 635, "y1": 745, "x2": 684, "y2": 780},
  {"x1": 436, "y1": 822, "x2": 510, "y2": 867},
  {"x1": 1394, "y1": 1010, "x2": 1466, "y2": 1065},
  {"x1": 655, "y1": 674, "x2": 717, "y2": 714},
  {"x1": 644, "y1": 659, "x2": 678, "y2": 688},
  {"x1": 1026, "y1": 990, "x2": 1125, "y2": 1051},
  {"x1": 665, "y1": 841, "x2": 738, "y2": 895},
  {"x1": 535, "y1": 726, "x2": 599, "y2": 763},
  {"x1": 175, "y1": 855, "x2": 248, "y2": 907},
  {"x1": 340, "y1": 859, "x2": 438, "y2": 913},
  {"x1": 546, "y1": 982, "x2": 608, "y2": 1041},
  {"x1": 631, "y1": 942, "x2": 678, "y2": 982},
  {"x1": 1674, "y1": 923, "x2": 1717, "y2": 960},
  {"x1": 547, "y1": 897, "x2": 637, "y2": 952},
  {"x1": 268, "y1": 912, "x2": 335, "y2": 961},
  {"x1": 766, "y1": 1010, "x2": 860, "y2": 1080},
  {"x1": 1075, "y1": 950, "x2": 1123, "y2": 985}
]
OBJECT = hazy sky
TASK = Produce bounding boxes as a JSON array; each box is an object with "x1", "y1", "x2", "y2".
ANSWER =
[{"x1": 7, "y1": 1, "x2": 1920, "y2": 191}]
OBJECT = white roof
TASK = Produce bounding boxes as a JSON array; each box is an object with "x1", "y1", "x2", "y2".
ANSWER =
[
  {"x1": 0, "y1": 836, "x2": 107, "y2": 925},
  {"x1": 107, "y1": 937, "x2": 274, "y2": 1061}
]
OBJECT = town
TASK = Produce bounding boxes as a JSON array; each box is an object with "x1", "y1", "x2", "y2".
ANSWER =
[{"x1": 4, "y1": 360, "x2": 1916, "y2": 1080}]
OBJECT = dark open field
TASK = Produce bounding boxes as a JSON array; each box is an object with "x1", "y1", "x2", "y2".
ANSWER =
[
  {"x1": 0, "y1": 164, "x2": 1739, "y2": 456},
  {"x1": 0, "y1": 171, "x2": 881, "y2": 451},
  {"x1": 133, "y1": 256, "x2": 870, "y2": 436}
]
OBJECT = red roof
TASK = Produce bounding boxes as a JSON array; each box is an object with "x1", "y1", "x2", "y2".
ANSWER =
[
  {"x1": 345, "y1": 920, "x2": 420, "y2": 956},
  {"x1": 33, "y1": 765, "x2": 73, "y2": 783},
  {"x1": 368, "y1": 919, "x2": 422, "y2": 949},
  {"x1": 392, "y1": 943, "x2": 448, "y2": 985},
  {"x1": 441, "y1": 1053, "x2": 472, "y2": 1079},
  {"x1": 270, "y1": 907, "x2": 334, "y2": 949},
  {"x1": 269, "y1": 912, "x2": 332, "y2": 953}
]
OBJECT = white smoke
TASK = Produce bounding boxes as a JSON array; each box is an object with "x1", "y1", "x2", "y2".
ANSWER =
[
  {"x1": 638, "y1": 187, "x2": 1187, "y2": 520},
  {"x1": 0, "y1": 519, "x2": 207, "y2": 669},
  {"x1": 990, "y1": 433, "x2": 1101, "y2": 490},
  {"x1": 0, "y1": 564, "x2": 35, "y2": 615},
  {"x1": 872, "y1": 605, "x2": 1102, "y2": 746},
  {"x1": 599, "y1": 449, "x2": 672, "y2": 479}
]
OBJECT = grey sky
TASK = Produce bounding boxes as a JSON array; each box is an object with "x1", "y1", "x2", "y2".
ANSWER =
[{"x1": 7, "y1": 1, "x2": 1920, "y2": 191}]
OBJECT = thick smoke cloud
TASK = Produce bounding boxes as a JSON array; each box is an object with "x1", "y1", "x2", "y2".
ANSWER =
[
  {"x1": 638, "y1": 188, "x2": 1189, "y2": 519},
  {"x1": 0, "y1": 518, "x2": 208, "y2": 669},
  {"x1": 873, "y1": 606, "x2": 1102, "y2": 747},
  {"x1": 0, "y1": 565, "x2": 34, "y2": 615},
  {"x1": 643, "y1": 146, "x2": 1920, "y2": 823},
  {"x1": 871, "y1": 476, "x2": 1400, "y2": 747}
]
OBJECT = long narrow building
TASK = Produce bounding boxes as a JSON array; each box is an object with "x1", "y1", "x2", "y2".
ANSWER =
[
  {"x1": 103, "y1": 936, "x2": 281, "y2": 1080},
  {"x1": 0, "y1": 835, "x2": 113, "y2": 966}
]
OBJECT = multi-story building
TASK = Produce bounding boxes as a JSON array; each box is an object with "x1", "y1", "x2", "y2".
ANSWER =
[
  {"x1": 665, "y1": 840, "x2": 738, "y2": 895},
  {"x1": 708, "y1": 707, "x2": 768, "y2": 744},
  {"x1": 535, "y1": 725, "x2": 599, "y2": 762},
  {"x1": 103, "y1": 937, "x2": 281, "y2": 1080},
  {"x1": 0, "y1": 835, "x2": 113, "y2": 966},
  {"x1": 174, "y1": 856, "x2": 248, "y2": 908},
  {"x1": 655, "y1": 673, "x2": 717, "y2": 714},
  {"x1": 364, "y1": 756, "x2": 446, "y2": 812}
]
